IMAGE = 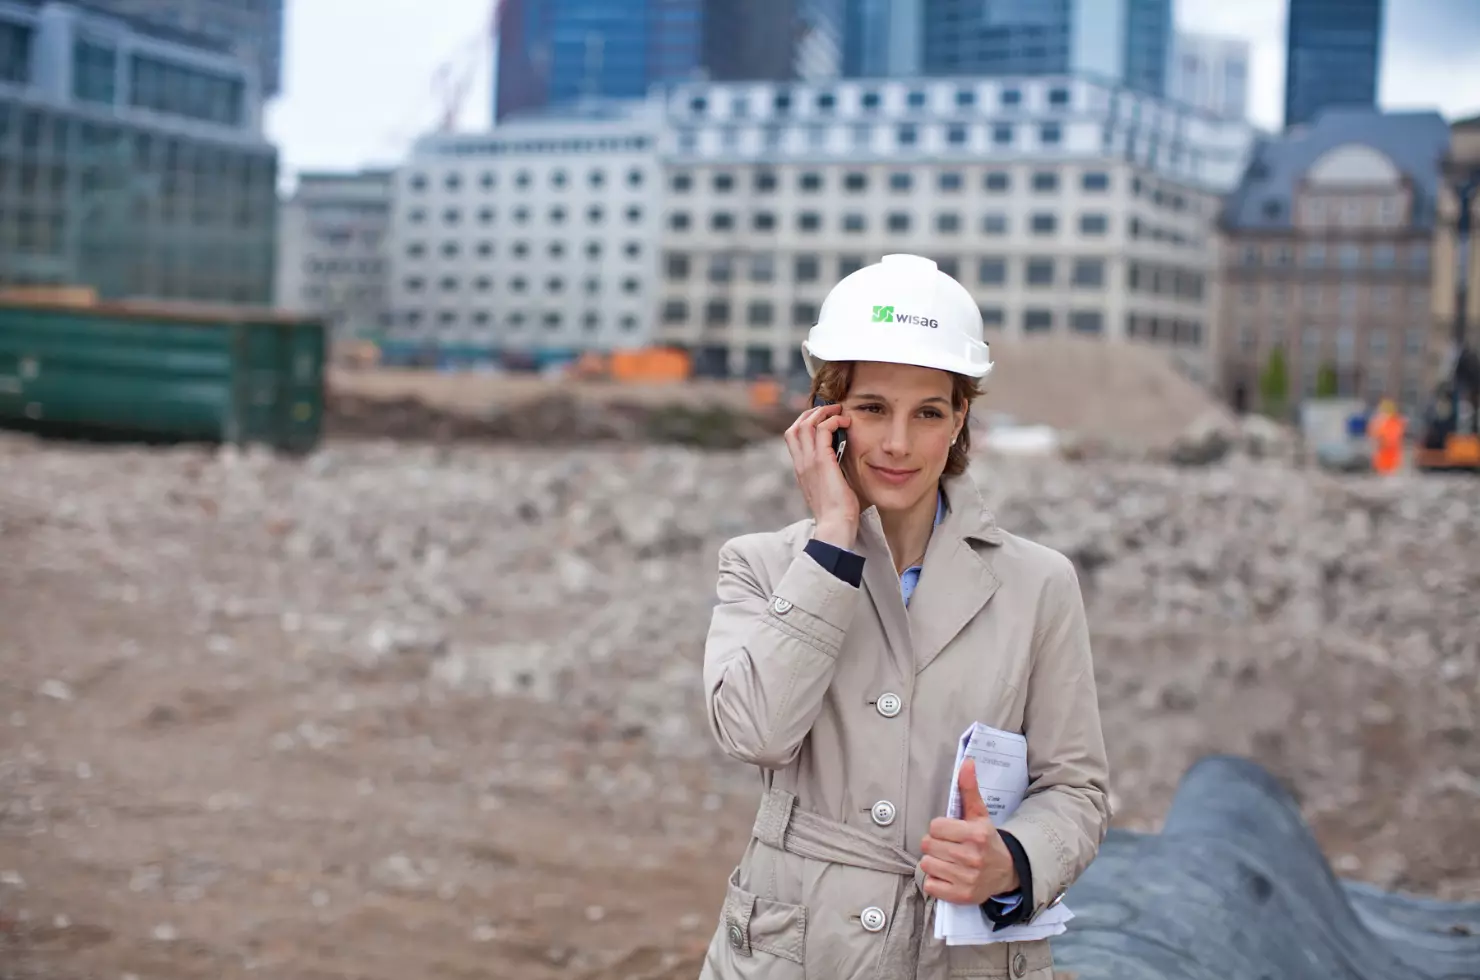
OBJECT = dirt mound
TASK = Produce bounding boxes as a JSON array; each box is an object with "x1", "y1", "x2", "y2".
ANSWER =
[
  {"x1": 978, "y1": 336, "x2": 1235, "y2": 451},
  {"x1": 326, "y1": 391, "x2": 788, "y2": 449}
]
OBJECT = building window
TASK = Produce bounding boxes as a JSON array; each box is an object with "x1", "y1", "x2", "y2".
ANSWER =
[
  {"x1": 1369, "y1": 329, "x2": 1389, "y2": 355},
  {"x1": 441, "y1": 242, "x2": 460, "y2": 258},
  {"x1": 1339, "y1": 244, "x2": 1362, "y2": 269},
  {"x1": 1048, "y1": 87, "x2": 1070, "y2": 107},
  {"x1": 978, "y1": 258, "x2": 1006, "y2": 285},
  {"x1": 511, "y1": 277, "x2": 528, "y2": 293},
  {"x1": 800, "y1": 172, "x2": 823, "y2": 192},
  {"x1": 1001, "y1": 88, "x2": 1021, "y2": 107},
  {"x1": 584, "y1": 277, "x2": 601, "y2": 295},
  {"x1": 982, "y1": 214, "x2": 1008, "y2": 235},
  {"x1": 793, "y1": 302, "x2": 818, "y2": 326},
  {"x1": 1410, "y1": 245, "x2": 1431, "y2": 271},
  {"x1": 1030, "y1": 213, "x2": 1057, "y2": 235},
  {"x1": 1304, "y1": 244, "x2": 1325, "y2": 268},
  {"x1": 477, "y1": 207, "x2": 495, "y2": 225},
  {"x1": 955, "y1": 88, "x2": 976, "y2": 107},
  {"x1": 1032, "y1": 171, "x2": 1059, "y2": 192},
  {"x1": 1024, "y1": 309, "x2": 1053, "y2": 332},
  {"x1": 622, "y1": 278, "x2": 640, "y2": 295},
  {"x1": 992, "y1": 124, "x2": 1014, "y2": 146},
  {"x1": 1070, "y1": 311, "x2": 1103, "y2": 333},
  {"x1": 550, "y1": 169, "x2": 567, "y2": 189},
  {"x1": 404, "y1": 276, "x2": 426, "y2": 292},
  {"x1": 843, "y1": 214, "x2": 866, "y2": 233},
  {"x1": 627, "y1": 168, "x2": 644, "y2": 188},
  {"x1": 936, "y1": 257, "x2": 959, "y2": 279},
  {"x1": 712, "y1": 212, "x2": 735, "y2": 231},
  {"x1": 890, "y1": 172, "x2": 913, "y2": 192},
  {"x1": 1025, "y1": 259, "x2": 1055, "y2": 286},
  {"x1": 1079, "y1": 214, "x2": 1108, "y2": 235},
  {"x1": 897, "y1": 124, "x2": 918, "y2": 147},
  {"x1": 1373, "y1": 244, "x2": 1396, "y2": 268},
  {"x1": 1082, "y1": 171, "x2": 1109, "y2": 191},
  {"x1": 409, "y1": 174, "x2": 427, "y2": 191},
  {"x1": 546, "y1": 277, "x2": 564, "y2": 293},
  {"x1": 705, "y1": 300, "x2": 730, "y2": 326},
  {"x1": 748, "y1": 301, "x2": 774, "y2": 326},
  {"x1": 1040, "y1": 123, "x2": 1062, "y2": 145},
  {"x1": 754, "y1": 211, "x2": 777, "y2": 231},
  {"x1": 939, "y1": 172, "x2": 964, "y2": 192},
  {"x1": 980, "y1": 307, "x2": 1005, "y2": 328},
  {"x1": 839, "y1": 255, "x2": 865, "y2": 278},
  {"x1": 861, "y1": 90, "x2": 880, "y2": 109},
  {"x1": 984, "y1": 172, "x2": 1009, "y2": 192},
  {"x1": 1072, "y1": 258, "x2": 1104, "y2": 287},
  {"x1": 442, "y1": 208, "x2": 461, "y2": 225},
  {"x1": 795, "y1": 256, "x2": 821, "y2": 282},
  {"x1": 844, "y1": 172, "x2": 868, "y2": 192},
  {"x1": 852, "y1": 124, "x2": 872, "y2": 149},
  {"x1": 936, "y1": 213, "x2": 960, "y2": 233},
  {"x1": 663, "y1": 300, "x2": 688, "y2": 324},
  {"x1": 750, "y1": 254, "x2": 775, "y2": 282},
  {"x1": 440, "y1": 276, "x2": 458, "y2": 292},
  {"x1": 714, "y1": 172, "x2": 735, "y2": 192},
  {"x1": 672, "y1": 172, "x2": 692, "y2": 192},
  {"x1": 708, "y1": 255, "x2": 733, "y2": 283},
  {"x1": 799, "y1": 212, "x2": 822, "y2": 232},
  {"x1": 626, "y1": 206, "x2": 643, "y2": 223},
  {"x1": 514, "y1": 170, "x2": 531, "y2": 189},
  {"x1": 817, "y1": 91, "x2": 836, "y2": 111},
  {"x1": 549, "y1": 206, "x2": 567, "y2": 224},
  {"x1": 947, "y1": 124, "x2": 967, "y2": 146},
  {"x1": 907, "y1": 89, "x2": 926, "y2": 108},
  {"x1": 755, "y1": 171, "x2": 778, "y2": 192},
  {"x1": 586, "y1": 241, "x2": 602, "y2": 259},
  {"x1": 887, "y1": 213, "x2": 911, "y2": 233},
  {"x1": 588, "y1": 205, "x2": 605, "y2": 224},
  {"x1": 407, "y1": 242, "x2": 426, "y2": 258}
]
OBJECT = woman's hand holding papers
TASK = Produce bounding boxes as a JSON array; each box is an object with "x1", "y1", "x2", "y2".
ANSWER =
[{"x1": 919, "y1": 758, "x2": 1020, "y2": 905}]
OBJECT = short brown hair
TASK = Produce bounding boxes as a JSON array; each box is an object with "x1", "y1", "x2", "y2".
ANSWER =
[{"x1": 808, "y1": 360, "x2": 982, "y2": 476}]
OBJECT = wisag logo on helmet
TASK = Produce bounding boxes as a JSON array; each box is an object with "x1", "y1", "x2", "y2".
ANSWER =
[{"x1": 871, "y1": 304, "x2": 938, "y2": 329}]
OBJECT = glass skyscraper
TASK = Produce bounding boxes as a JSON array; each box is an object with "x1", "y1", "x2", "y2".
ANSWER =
[
  {"x1": 846, "y1": 0, "x2": 1172, "y2": 97},
  {"x1": 1284, "y1": 0, "x2": 1383, "y2": 128}
]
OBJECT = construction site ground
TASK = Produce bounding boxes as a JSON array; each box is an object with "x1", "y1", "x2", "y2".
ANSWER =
[{"x1": 2, "y1": 359, "x2": 1476, "y2": 979}]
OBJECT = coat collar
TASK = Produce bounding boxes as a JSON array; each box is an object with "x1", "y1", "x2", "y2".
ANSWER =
[{"x1": 856, "y1": 473, "x2": 1006, "y2": 674}]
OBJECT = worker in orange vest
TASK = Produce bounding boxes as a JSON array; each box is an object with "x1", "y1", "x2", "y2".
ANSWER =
[{"x1": 1367, "y1": 399, "x2": 1406, "y2": 474}]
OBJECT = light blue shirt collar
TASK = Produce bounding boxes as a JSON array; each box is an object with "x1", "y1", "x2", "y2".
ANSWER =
[{"x1": 899, "y1": 489, "x2": 946, "y2": 607}]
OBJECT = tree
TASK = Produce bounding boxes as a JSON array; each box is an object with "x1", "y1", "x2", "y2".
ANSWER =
[
  {"x1": 1315, "y1": 362, "x2": 1339, "y2": 399},
  {"x1": 1259, "y1": 347, "x2": 1289, "y2": 418}
]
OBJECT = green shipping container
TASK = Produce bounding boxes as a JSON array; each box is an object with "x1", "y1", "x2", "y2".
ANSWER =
[{"x1": 0, "y1": 298, "x2": 325, "y2": 453}]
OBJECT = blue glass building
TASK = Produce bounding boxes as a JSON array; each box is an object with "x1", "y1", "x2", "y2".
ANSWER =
[
  {"x1": 1284, "y1": 0, "x2": 1383, "y2": 128},
  {"x1": 846, "y1": 0, "x2": 1172, "y2": 98}
]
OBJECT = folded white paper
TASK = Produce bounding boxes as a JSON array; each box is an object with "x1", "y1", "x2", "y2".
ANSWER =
[{"x1": 932, "y1": 723, "x2": 1074, "y2": 946}]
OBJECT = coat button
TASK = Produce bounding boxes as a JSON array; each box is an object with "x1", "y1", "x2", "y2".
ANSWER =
[
  {"x1": 875, "y1": 692, "x2": 902, "y2": 718},
  {"x1": 859, "y1": 906, "x2": 887, "y2": 932},
  {"x1": 727, "y1": 923, "x2": 744, "y2": 949},
  {"x1": 1013, "y1": 951, "x2": 1028, "y2": 976},
  {"x1": 770, "y1": 596, "x2": 793, "y2": 615},
  {"x1": 870, "y1": 800, "x2": 896, "y2": 827}
]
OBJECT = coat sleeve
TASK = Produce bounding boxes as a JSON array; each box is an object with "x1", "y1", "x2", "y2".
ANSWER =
[
  {"x1": 703, "y1": 536, "x2": 863, "y2": 769},
  {"x1": 996, "y1": 554, "x2": 1111, "y2": 922}
]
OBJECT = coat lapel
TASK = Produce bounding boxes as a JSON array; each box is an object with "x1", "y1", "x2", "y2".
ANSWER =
[
  {"x1": 908, "y1": 475, "x2": 1004, "y2": 673},
  {"x1": 856, "y1": 507, "x2": 915, "y2": 670}
]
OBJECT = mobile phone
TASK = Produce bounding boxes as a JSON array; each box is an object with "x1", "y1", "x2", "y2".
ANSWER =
[{"x1": 813, "y1": 396, "x2": 847, "y2": 463}]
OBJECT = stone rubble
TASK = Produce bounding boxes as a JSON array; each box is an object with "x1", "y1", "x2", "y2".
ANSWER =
[{"x1": 1, "y1": 429, "x2": 1477, "y2": 975}]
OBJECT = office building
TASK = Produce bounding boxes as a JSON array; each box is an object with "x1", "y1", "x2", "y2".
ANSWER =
[
  {"x1": 385, "y1": 104, "x2": 663, "y2": 364},
  {"x1": 0, "y1": 1, "x2": 277, "y2": 302},
  {"x1": 843, "y1": 0, "x2": 920, "y2": 78},
  {"x1": 1216, "y1": 110, "x2": 1449, "y2": 415},
  {"x1": 495, "y1": 0, "x2": 843, "y2": 123},
  {"x1": 904, "y1": 0, "x2": 1173, "y2": 97},
  {"x1": 1169, "y1": 31, "x2": 1249, "y2": 121},
  {"x1": 79, "y1": 0, "x2": 284, "y2": 98},
  {"x1": 1430, "y1": 115, "x2": 1480, "y2": 375},
  {"x1": 657, "y1": 75, "x2": 1256, "y2": 379},
  {"x1": 275, "y1": 170, "x2": 393, "y2": 343},
  {"x1": 1284, "y1": 0, "x2": 1383, "y2": 129}
]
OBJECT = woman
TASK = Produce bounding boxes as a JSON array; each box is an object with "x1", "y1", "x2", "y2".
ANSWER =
[{"x1": 700, "y1": 254, "x2": 1110, "y2": 979}]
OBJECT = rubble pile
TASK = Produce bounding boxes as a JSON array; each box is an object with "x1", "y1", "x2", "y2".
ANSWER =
[{"x1": 2, "y1": 432, "x2": 1477, "y2": 975}]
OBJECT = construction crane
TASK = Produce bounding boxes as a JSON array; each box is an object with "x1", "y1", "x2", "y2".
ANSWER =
[{"x1": 431, "y1": 0, "x2": 505, "y2": 133}]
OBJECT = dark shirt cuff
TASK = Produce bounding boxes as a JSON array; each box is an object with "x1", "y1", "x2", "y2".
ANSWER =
[
  {"x1": 981, "y1": 830, "x2": 1034, "y2": 929},
  {"x1": 803, "y1": 538, "x2": 865, "y2": 588}
]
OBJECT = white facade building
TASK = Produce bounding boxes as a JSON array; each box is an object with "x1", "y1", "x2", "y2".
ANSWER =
[
  {"x1": 384, "y1": 106, "x2": 663, "y2": 364},
  {"x1": 275, "y1": 170, "x2": 393, "y2": 343},
  {"x1": 654, "y1": 75, "x2": 1259, "y2": 379},
  {"x1": 1169, "y1": 32, "x2": 1250, "y2": 122}
]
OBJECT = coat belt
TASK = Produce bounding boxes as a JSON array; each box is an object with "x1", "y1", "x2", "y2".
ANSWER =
[{"x1": 751, "y1": 787, "x2": 948, "y2": 978}]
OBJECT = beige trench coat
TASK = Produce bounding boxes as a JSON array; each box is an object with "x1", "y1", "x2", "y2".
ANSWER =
[{"x1": 698, "y1": 473, "x2": 1110, "y2": 980}]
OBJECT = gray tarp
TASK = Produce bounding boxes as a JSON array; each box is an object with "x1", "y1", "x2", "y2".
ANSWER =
[{"x1": 1053, "y1": 756, "x2": 1479, "y2": 980}]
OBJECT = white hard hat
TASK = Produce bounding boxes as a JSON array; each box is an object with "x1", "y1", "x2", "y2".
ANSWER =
[{"x1": 801, "y1": 253, "x2": 994, "y2": 379}]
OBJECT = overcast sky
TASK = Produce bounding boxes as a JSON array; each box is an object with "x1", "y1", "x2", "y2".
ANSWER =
[{"x1": 263, "y1": 0, "x2": 1480, "y2": 183}]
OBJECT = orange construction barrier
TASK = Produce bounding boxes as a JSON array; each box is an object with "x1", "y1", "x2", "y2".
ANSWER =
[
  {"x1": 1367, "y1": 401, "x2": 1406, "y2": 475},
  {"x1": 609, "y1": 347, "x2": 690, "y2": 382}
]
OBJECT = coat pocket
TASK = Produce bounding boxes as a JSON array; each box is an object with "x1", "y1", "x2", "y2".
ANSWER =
[{"x1": 704, "y1": 866, "x2": 808, "y2": 978}]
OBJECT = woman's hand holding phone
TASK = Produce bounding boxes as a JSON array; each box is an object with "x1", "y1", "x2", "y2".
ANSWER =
[{"x1": 784, "y1": 403, "x2": 860, "y2": 551}]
